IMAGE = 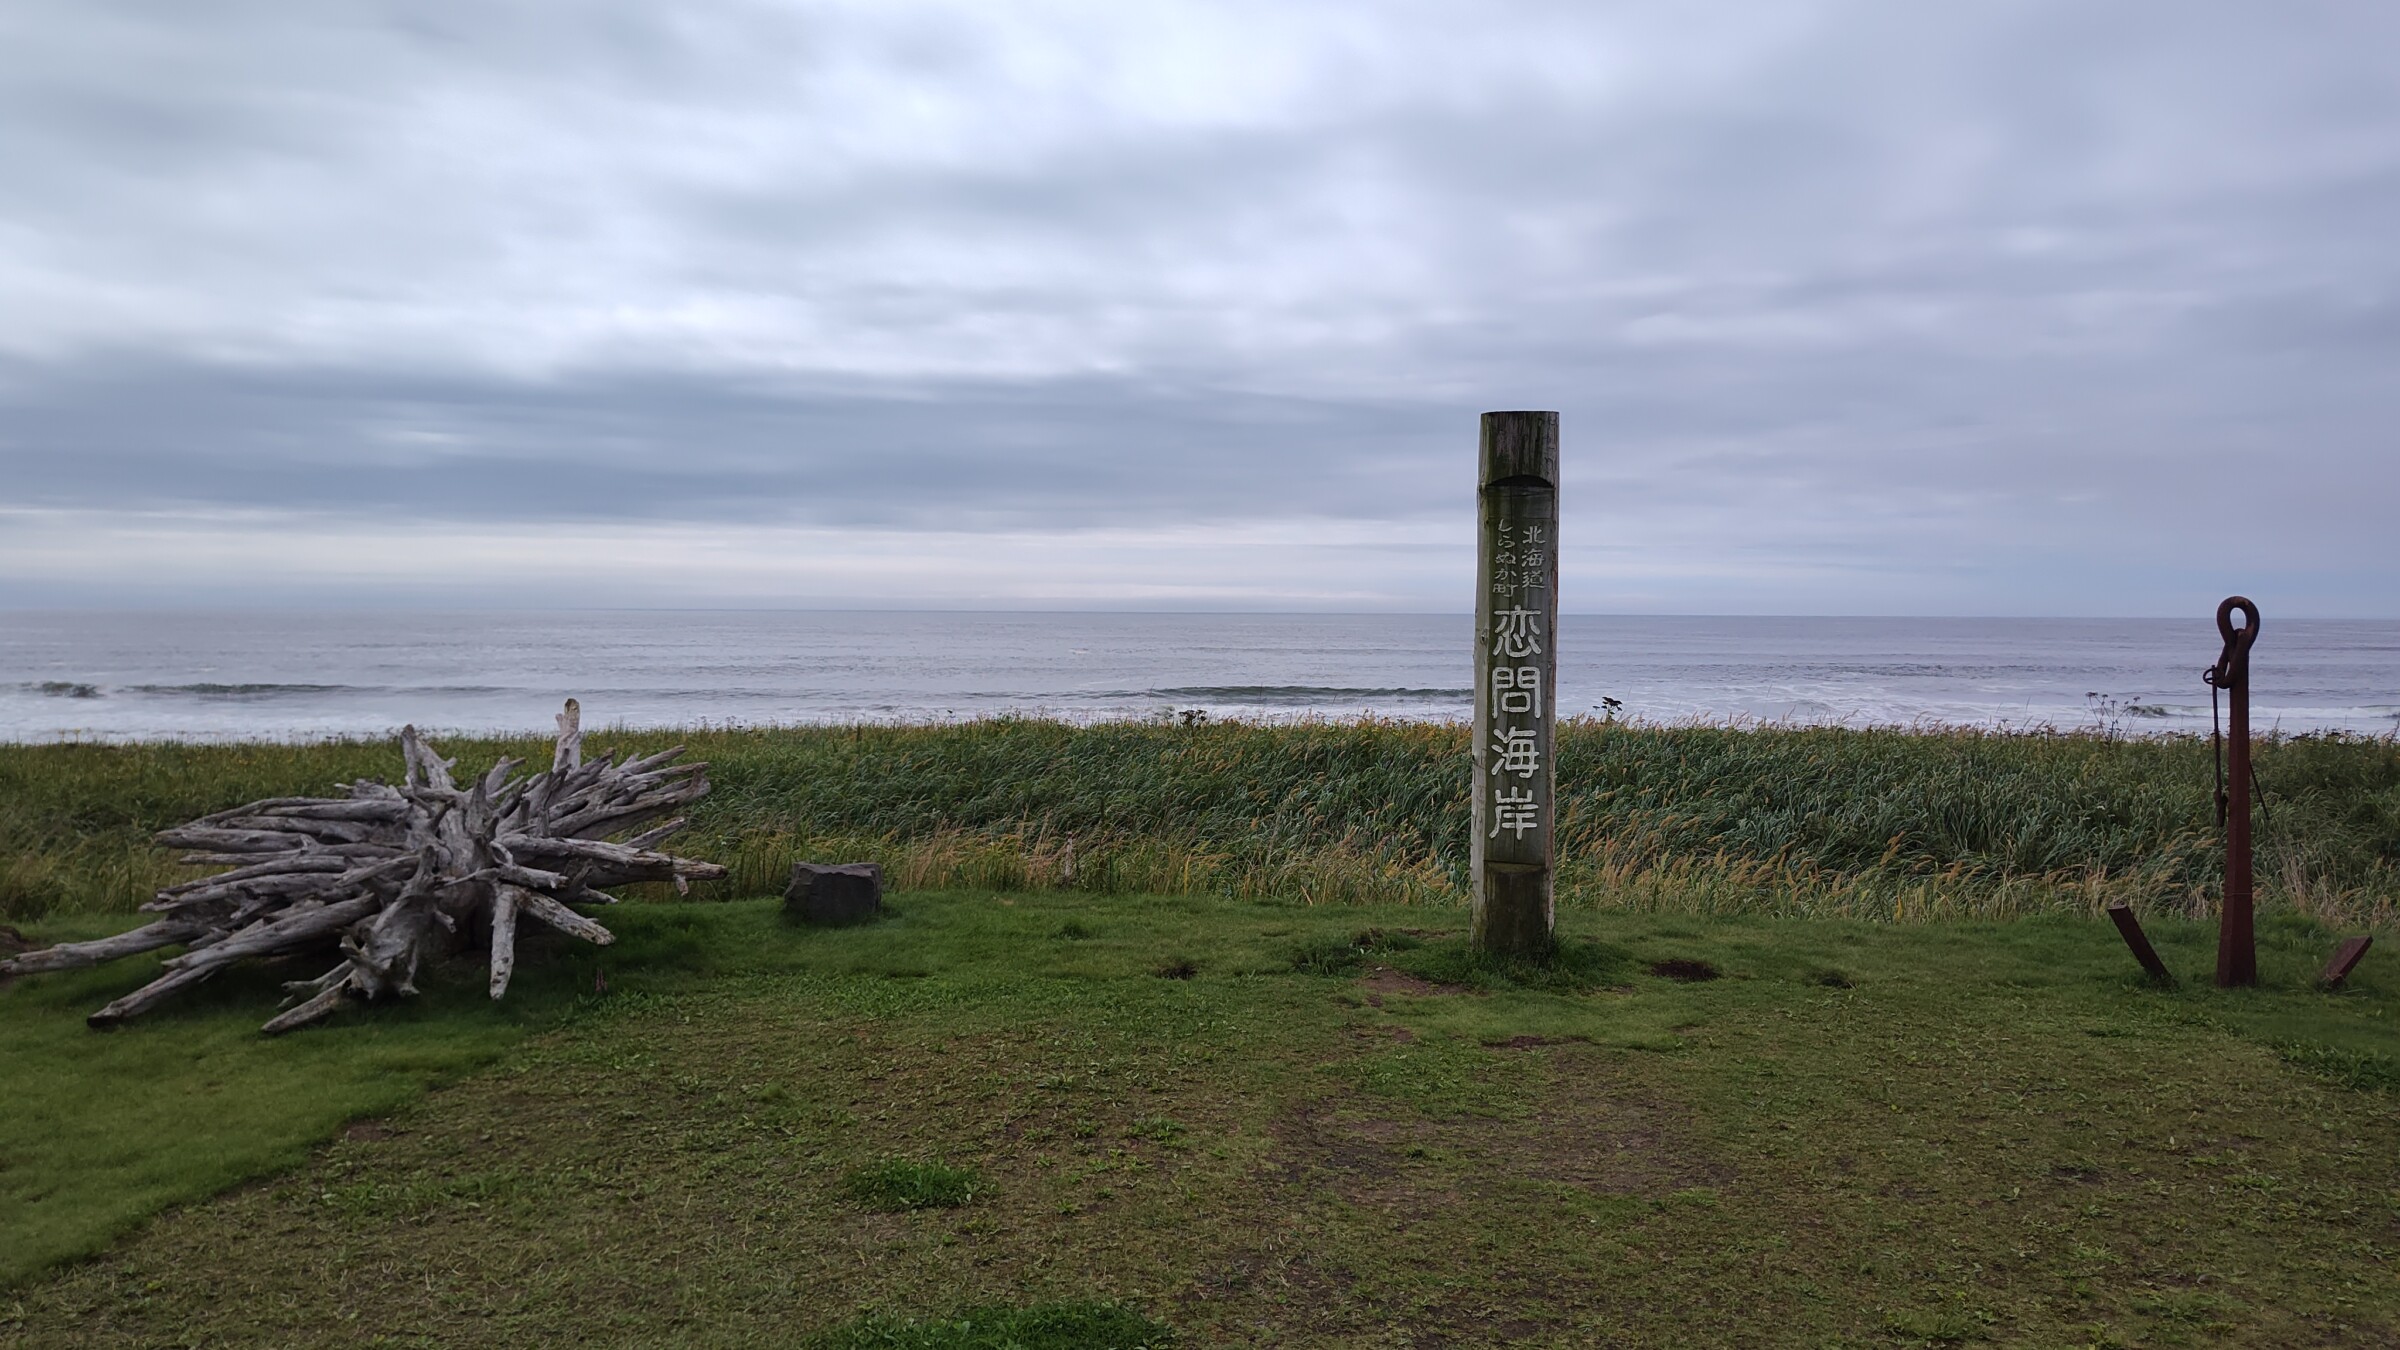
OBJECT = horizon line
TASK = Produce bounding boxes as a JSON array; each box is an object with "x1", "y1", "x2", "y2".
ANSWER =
[{"x1": 6, "y1": 605, "x2": 2396, "y2": 623}]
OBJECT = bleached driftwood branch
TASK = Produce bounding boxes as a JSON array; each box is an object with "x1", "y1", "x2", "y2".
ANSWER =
[{"x1": 0, "y1": 699, "x2": 726, "y2": 1034}]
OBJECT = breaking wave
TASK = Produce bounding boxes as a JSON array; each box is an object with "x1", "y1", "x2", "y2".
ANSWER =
[
  {"x1": 127, "y1": 683, "x2": 363, "y2": 698},
  {"x1": 1150, "y1": 685, "x2": 1471, "y2": 704}
]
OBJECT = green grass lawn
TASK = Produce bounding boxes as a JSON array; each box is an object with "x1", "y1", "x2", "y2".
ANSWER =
[{"x1": 4, "y1": 891, "x2": 2395, "y2": 1347}]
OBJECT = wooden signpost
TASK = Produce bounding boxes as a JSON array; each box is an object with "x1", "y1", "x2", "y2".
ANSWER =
[{"x1": 1472, "y1": 412, "x2": 1560, "y2": 957}]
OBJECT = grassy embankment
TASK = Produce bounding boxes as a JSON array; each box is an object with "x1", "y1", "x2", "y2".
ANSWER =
[
  {"x1": 3, "y1": 723, "x2": 2397, "y2": 1344},
  {"x1": 6, "y1": 719, "x2": 2397, "y2": 927},
  {"x1": 5, "y1": 893, "x2": 2398, "y2": 1345}
]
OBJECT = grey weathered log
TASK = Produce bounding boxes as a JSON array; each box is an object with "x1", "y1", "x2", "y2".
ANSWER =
[
  {"x1": 260, "y1": 983, "x2": 352, "y2": 1036},
  {"x1": 262, "y1": 961, "x2": 366, "y2": 1036},
  {"x1": 152, "y1": 826, "x2": 313, "y2": 854},
  {"x1": 159, "y1": 852, "x2": 353, "y2": 891},
  {"x1": 402, "y1": 725, "x2": 457, "y2": 793},
  {"x1": 211, "y1": 815, "x2": 380, "y2": 844},
  {"x1": 259, "y1": 799, "x2": 413, "y2": 823},
  {"x1": 152, "y1": 853, "x2": 355, "y2": 903},
  {"x1": 554, "y1": 698, "x2": 584, "y2": 773},
  {"x1": 480, "y1": 755, "x2": 522, "y2": 800},
  {"x1": 623, "y1": 817, "x2": 690, "y2": 850},
  {"x1": 193, "y1": 796, "x2": 331, "y2": 823},
  {"x1": 161, "y1": 893, "x2": 388, "y2": 974},
  {"x1": 449, "y1": 862, "x2": 570, "y2": 895},
  {"x1": 280, "y1": 962, "x2": 353, "y2": 1000},
  {"x1": 546, "y1": 776, "x2": 712, "y2": 840},
  {"x1": 175, "y1": 842, "x2": 403, "y2": 867},
  {"x1": 5, "y1": 700, "x2": 715, "y2": 1033},
  {"x1": 0, "y1": 919, "x2": 212, "y2": 976},
  {"x1": 154, "y1": 861, "x2": 381, "y2": 912},
  {"x1": 515, "y1": 888, "x2": 616, "y2": 946},
  {"x1": 86, "y1": 966, "x2": 221, "y2": 1028},
  {"x1": 617, "y1": 745, "x2": 690, "y2": 775},
  {"x1": 487, "y1": 887, "x2": 522, "y2": 999},
  {"x1": 506, "y1": 835, "x2": 727, "y2": 883},
  {"x1": 88, "y1": 894, "x2": 386, "y2": 1025}
]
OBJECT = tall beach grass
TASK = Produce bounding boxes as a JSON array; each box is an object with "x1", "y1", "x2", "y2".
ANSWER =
[{"x1": 4, "y1": 718, "x2": 2394, "y2": 927}]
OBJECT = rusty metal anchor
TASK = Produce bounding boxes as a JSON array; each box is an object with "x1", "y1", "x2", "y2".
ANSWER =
[{"x1": 2205, "y1": 596, "x2": 2261, "y2": 988}]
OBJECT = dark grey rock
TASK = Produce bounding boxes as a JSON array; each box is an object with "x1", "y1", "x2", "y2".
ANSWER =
[{"x1": 784, "y1": 862, "x2": 884, "y2": 925}]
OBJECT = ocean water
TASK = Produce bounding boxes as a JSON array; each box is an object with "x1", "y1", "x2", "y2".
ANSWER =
[{"x1": 2, "y1": 610, "x2": 2395, "y2": 743}]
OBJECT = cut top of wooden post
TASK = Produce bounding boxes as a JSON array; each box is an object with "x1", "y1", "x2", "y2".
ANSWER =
[{"x1": 1480, "y1": 411, "x2": 1559, "y2": 487}]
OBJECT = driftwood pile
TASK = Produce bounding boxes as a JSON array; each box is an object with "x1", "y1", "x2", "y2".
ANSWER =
[{"x1": 0, "y1": 700, "x2": 726, "y2": 1033}]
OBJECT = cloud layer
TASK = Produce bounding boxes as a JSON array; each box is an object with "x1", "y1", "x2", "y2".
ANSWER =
[{"x1": 2, "y1": 1, "x2": 2395, "y2": 611}]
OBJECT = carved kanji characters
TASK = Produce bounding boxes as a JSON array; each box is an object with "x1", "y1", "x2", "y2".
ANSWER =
[
  {"x1": 1493, "y1": 607, "x2": 1543, "y2": 658},
  {"x1": 1489, "y1": 785, "x2": 1538, "y2": 839},
  {"x1": 1492, "y1": 664, "x2": 1540, "y2": 716},
  {"x1": 1491, "y1": 726, "x2": 1540, "y2": 779}
]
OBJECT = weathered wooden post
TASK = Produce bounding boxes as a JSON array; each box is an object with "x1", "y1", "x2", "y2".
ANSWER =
[{"x1": 1472, "y1": 412, "x2": 1560, "y2": 957}]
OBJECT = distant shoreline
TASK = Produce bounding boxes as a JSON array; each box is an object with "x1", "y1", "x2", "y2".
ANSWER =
[
  {"x1": 8, "y1": 610, "x2": 2395, "y2": 741},
  {"x1": 6, "y1": 709, "x2": 2397, "y2": 749}
]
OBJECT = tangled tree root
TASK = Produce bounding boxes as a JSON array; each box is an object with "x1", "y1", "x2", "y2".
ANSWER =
[{"x1": 1, "y1": 700, "x2": 726, "y2": 1033}]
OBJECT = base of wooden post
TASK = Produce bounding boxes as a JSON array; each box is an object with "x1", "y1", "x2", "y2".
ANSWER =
[{"x1": 1473, "y1": 865, "x2": 1554, "y2": 959}]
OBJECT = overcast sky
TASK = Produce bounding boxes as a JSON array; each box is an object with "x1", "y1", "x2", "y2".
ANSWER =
[{"x1": 2, "y1": 1, "x2": 2395, "y2": 614}]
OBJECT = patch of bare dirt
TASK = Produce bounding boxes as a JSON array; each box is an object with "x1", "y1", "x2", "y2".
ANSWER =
[
  {"x1": 341, "y1": 1121, "x2": 396, "y2": 1142},
  {"x1": 1647, "y1": 957, "x2": 1721, "y2": 982},
  {"x1": 1360, "y1": 966, "x2": 1473, "y2": 999},
  {"x1": 1268, "y1": 1045, "x2": 1729, "y2": 1209},
  {"x1": 1175, "y1": 1249, "x2": 1361, "y2": 1336},
  {"x1": 1404, "y1": 1315, "x2": 1559, "y2": 1349}
]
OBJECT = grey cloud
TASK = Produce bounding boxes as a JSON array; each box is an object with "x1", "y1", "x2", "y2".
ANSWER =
[
  {"x1": 0, "y1": 1, "x2": 2395, "y2": 612},
  {"x1": 0, "y1": 358, "x2": 1452, "y2": 527}
]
